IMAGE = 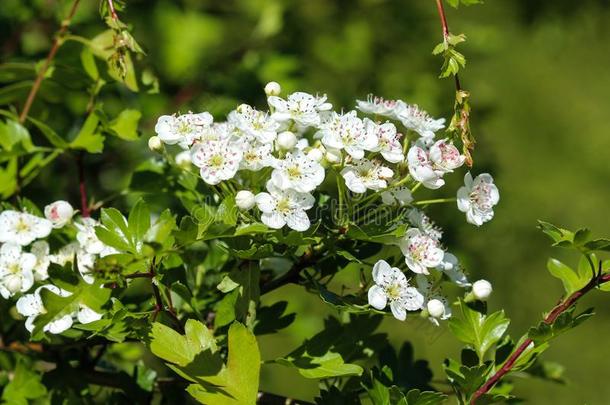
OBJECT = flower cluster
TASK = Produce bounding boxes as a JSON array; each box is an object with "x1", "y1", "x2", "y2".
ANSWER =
[
  {"x1": 0, "y1": 201, "x2": 111, "y2": 334},
  {"x1": 144, "y1": 84, "x2": 501, "y2": 325}
]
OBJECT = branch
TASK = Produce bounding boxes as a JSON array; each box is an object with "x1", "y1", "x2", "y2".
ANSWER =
[
  {"x1": 471, "y1": 272, "x2": 610, "y2": 403},
  {"x1": 76, "y1": 152, "x2": 90, "y2": 217},
  {"x1": 434, "y1": 0, "x2": 462, "y2": 91},
  {"x1": 18, "y1": 0, "x2": 81, "y2": 123},
  {"x1": 107, "y1": 0, "x2": 119, "y2": 21}
]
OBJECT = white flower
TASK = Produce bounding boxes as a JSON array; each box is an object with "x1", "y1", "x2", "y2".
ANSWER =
[
  {"x1": 270, "y1": 152, "x2": 325, "y2": 193},
  {"x1": 341, "y1": 159, "x2": 393, "y2": 194},
  {"x1": 457, "y1": 173, "x2": 500, "y2": 226},
  {"x1": 44, "y1": 200, "x2": 74, "y2": 228},
  {"x1": 356, "y1": 95, "x2": 406, "y2": 119},
  {"x1": 367, "y1": 260, "x2": 424, "y2": 321},
  {"x1": 0, "y1": 210, "x2": 52, "y2": 246},
  {"x1": 235, "y1": 190, "x2": 256, "y2": 210},
  {"x1": 415, "y1": 275, "x2": 452, "y2": 325},
  {"x1": 154, "y1": 112, "x2": 213, "y2": 149},
  {"x1": 50, "y1": 242, "x2": 79, "y2": 266},
  {"x1": 307, "y1": 147, "x2": 324, "y2": 162},
  {"x1": 407, "y1": 209, "x2": 443, "y2": 241},
  {"x1": 399, "y1": 228, "x2": 444, "y2": 275},
  {"x1": 429, "y1": 139, "x2": 465, "y2": 173},
  {"x1": 240, "y1": 140, "x2": 274, "y2": 171},
  {"x1": 397, "y1": 104, "x2": 445, "y2": 139},
  {"x1": 277, "y1": 131, "x2": 298, "y2": 150},
  {"x1": 0, "y1": 243, "x2": 35, "y2": 298},
  {"x1": 31, "y1": 241, "x2": 50, "y2": 281},
  {"x1": 191, "y1": 140, "x2": 243, "y2": 185},
  {"x1": 268, "y1": 92, "x2": 331, "y2": 127},
  {"x1": 255, "y1": 181, "x2": 315, "y2": 231},
  {"x1": 76, "y1": 250, "x2": 97, "y2": 284},
  {"x1": 472, "y1": 279, "x2": 493, "y2": 300},
  {"x1": 318, "y1": 111, "x2": 377, "y2": 160},
  {"x1": 229, "y1": 104, "x2": 279, "y2": 144},
  {"x1": 407, "y1": 144, "x2": 445, "y2": 189},
  {"x1": 76, "y1": 218, "x2": 106, "y2": 255},
  {"x1": 324, "y1": 148, "x2": 342, "y2": 164},
  {"x1": 436, "y1": 252, "x2": 470, "y2": 287},
  {"x1": 175, "y1": 150, "x2": 192, "y2": 168},
  {"x1": 366, "y1": 119, "x2": 404, "y2": 163},
  {"x1": 16, "y1": 285, "x2": 73, "y2": 334},
  {"x1": 381, "y1": 187, "x2": 413, "y2": 206},
  {"x1": 264, "y1": 81, "x2": 281, "y2": 96},
  {"x1": 77, "y1": 304, "x2": 103, "y2": 324}
]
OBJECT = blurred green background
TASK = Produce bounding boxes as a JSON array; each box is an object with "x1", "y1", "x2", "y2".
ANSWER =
[{"x1": 2, "y1": 0, "x2": 610, "y2": 403}]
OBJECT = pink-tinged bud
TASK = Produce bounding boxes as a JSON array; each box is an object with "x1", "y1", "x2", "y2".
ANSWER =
[{"x1": 44, "y1": 200, "x2": 74, "y2": 228}]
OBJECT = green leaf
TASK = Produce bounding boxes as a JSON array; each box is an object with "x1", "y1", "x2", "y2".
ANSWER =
[
  {"x1": 70, "y1": 113, "x2": 105, "y2": 153},
  {"x1": 537, "y1": 221, "x2": 574, "y2": 247},
  {"x1": 128, "y1": 198, "x2": 151, "y2": 248},
  {"x1": 1, "y1": 357, "x2": 47, "y2": 404},
  {"x1": 110, "y1": 109, "x2": 141, "y2": 141},
  {"x1": 186, "y1": 322, "x2": 260, "y2": 405},
  {"x1": 528, "y1": 307, "x2": 595, "y2": 344},
  {"x1": 546, "y1": 258, "x2": 586, "y2": 296},
  {"x1": 448, "y1": 301, "x2": 510, "y2": 359},
  {"x1": 404, "y1": 389, "x2": 447, "y2": 405},
  {"x1": 150, "y1": 319, "x2": 216, "y2": 367},
  {"x1": 0, "y1": 119, "x2": 33, "y2": 151},
  {"x1": 80, "y1": 47, "x2": 99, "y2": 80},
  {"x1": 27, "y1": 116, "x2": 69, "y2": 148},
  {"x1": 278, "y1": 351, "x2": 363, "y2": 379}
]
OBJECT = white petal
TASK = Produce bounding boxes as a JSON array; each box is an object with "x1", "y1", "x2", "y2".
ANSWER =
[
  {"x1": 45, "y1": 314, "x2": 73, "y2": 334},
  {"x1": 78, "y1": 305, "x2": 103, "y2": 324},
  {"x1": 285, "y1": 210, "x2": 310, "y2": 232},
  {"x1": 261, "y1": 212, "x2": 286, "y2": 229},
  {"x1": 367, "y1": 285, "x2": 387, "y2": 310},
  {"x1": 372, "y1": 260, "x2": 392, "y2": 284},
  {"x1": 390, "y1": 301, "x2": 407, "y2": 321},
  {"x1": 255, "y1": 193, "x2": 275, "y2": 213}
]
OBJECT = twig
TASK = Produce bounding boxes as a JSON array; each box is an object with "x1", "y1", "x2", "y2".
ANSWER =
[
  {"x1": 146, "y1": 257, "x2": 184, "y2": 332},
  {"x1": 107, "y1": 0, "x2": 119, "y2": 21},
  {"x1": 76, "y1": 152, "x2": 90, "y2": 217},
  {"x1": 471, "y1": 272, "x2": 610, "y2": 403},
  {"x1": 435, "y1": 0, "x2": 462, "y2": 91},
  {"x1": 18, "y1": 0, "x2": 81, "y2": 123}
]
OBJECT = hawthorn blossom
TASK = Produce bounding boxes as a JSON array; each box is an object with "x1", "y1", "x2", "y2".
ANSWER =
[
  {"x1": 44, "y1": 200, "x2": 74, "y2": 228},
  {"x1": 0, "y1": 210, "x2": 52, "y2": 246},
  {"x1": 268, "y1": 92, "x2": 331, "y2": 127},
  {"x1": 407, "y1": 209, "x2": 443, "y2": 241},
  {"x1": 472, "y1": 279, "x2": 493, "y2": 300},
  {"x1": 240, "y1": 141, "x2": 274, "y2": 171},
  {"x1": 397, "y1": 104, "x2": 445, "y2": 139},
  {"x1": 255, "y1": 181, "x2": 315, "y2": 231},
  {"x1": 191, "y1": 140, "x2": 243, "y2": 185},
  {"x1": 341, "y1": 159, "x2": 393, "y2": 194},
  {"x1": 407, "y1": 144, "x2": 445, "y2": 189},
  {"x1": 366, "y1": 119, "x2": 404, "y2": 163},
  {"x1": 75, "y1": 218, "x2": 106, "y2": 255},
  {"x1": 16, "y1": 285, "x2": 73, "y2": 334},
  {"x1": 457, "y1": 172, "x2": 500, "y2": 226},
  {"x1": 436, "y1": 252, "x2": 470, "y2": 287},
  {"x1": 429, "y1": 139, "x2": 465, "y2": 172},
  {"x1": 381, "y1": 187, "x2": 413, "y2": 206},
  {"x1": 270, "y1": 152, "x2": 325, "y2": 193},
  {"x1": 0, "y1": 243, "x2": 35, "y2": 298},
  {"x1": 229, "y1": 104, "x2": 279, "y2": 144},
  {"x1": 367, "y1": 260, "x2": 424, "y2": 321},
  {"x1": 318, "y1": 111, "x2": 377, "y2": 159},
  {"x1": 16, "y1": 285, "x2": 102, "y2": 334},
  {"x1": 399, "y1": 228, "x2": 444, "y2": 274},
  {"x1": 154, "y1": 112, "x2": 213, "y2": 149},
  {"x1": 31, "y1": 241, "x2": 51, "y2": 281},
  {"x1": 415, "y1": 275, "x2": 452, "y2": 326},
  {"x1": 356, "y1": 95, "x2": 405, "y2": 119}
]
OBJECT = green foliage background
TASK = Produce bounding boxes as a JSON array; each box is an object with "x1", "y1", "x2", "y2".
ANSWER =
[{"x1": 2, "y1": 0, "x2": 610, "y2": 402}]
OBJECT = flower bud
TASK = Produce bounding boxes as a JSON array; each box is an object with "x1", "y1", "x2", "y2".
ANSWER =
[
  {"x1": 325, "y1": 148, "x2": 342, "y2": 164},
  {"x1": 307, "y1": 148, "x2": 324, "y2": 162},
  {"x1": 427, "y1": 299, "x2": 445, "y2": 318},
  {"x1": 264, "y1": 81, "x2": 281, "y2": 96},
  {"x1": 44, "y1": 200, "x2": 74, "y2": 228},
  {"x1": 235, "y1": 190, "x2": 256, "y2": 210},
  {"x1": 472, "y1": 279, "x2": 492, "y2": 300},
  {"x1": 175, "y1": 151, "x2": 192, "y2": 168},
  {"x1": 148, "y1": 136, "x2": 163, "y2": 152},
  {"x1": 277, "y1": 131, "x2": 297, "y2": 150}
]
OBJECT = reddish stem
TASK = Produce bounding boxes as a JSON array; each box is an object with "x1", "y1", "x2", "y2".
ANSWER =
[
  {"x1": 107, "y1": 0, "x2": 119, "y2": 21},
  {"x1": 434, "y1": 0, "x2": 462, "y2": 91},
  {"x1": 18, "y1": 0, "x2": 81, "y2": 123},
  {"x1": 77, "y1": 152, "x2": 89, "y2": 217},
  {"x1": 471, "y1": 272, "x2": 610, "y2": 403}
]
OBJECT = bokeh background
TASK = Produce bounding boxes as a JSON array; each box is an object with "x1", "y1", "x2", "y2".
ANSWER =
[{"x1": 2, "y1": 0, "x2": 610, "y2": 403}]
